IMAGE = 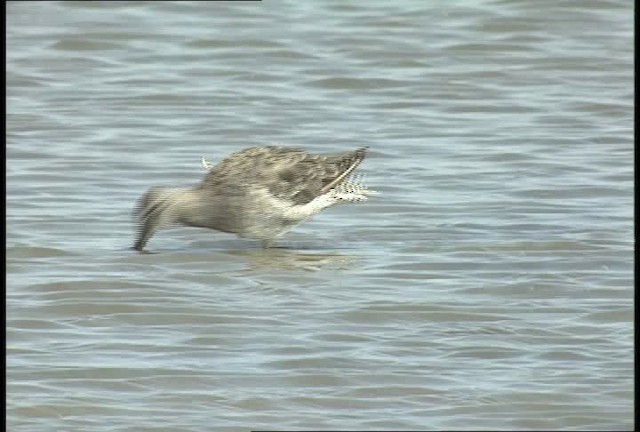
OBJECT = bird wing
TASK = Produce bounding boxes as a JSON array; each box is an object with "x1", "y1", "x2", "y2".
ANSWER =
[{"x1": 200, "y1": 146, "x2": 368, "y2": 205}]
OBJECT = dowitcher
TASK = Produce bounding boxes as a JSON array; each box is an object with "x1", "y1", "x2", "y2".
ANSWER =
[{"x1": 133, "y1": 146, "x2": 375, "y2": 251}]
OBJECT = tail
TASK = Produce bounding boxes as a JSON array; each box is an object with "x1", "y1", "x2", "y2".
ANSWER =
[
  {"x1": 132, "y1": 187, "x2": 197, "y2": 251},
  {"x1": 321, "y1": 147, "x2": 368, "y2": 194}
]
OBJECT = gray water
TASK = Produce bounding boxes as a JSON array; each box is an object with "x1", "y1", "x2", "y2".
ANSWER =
[{"x1": 6, "y1": 1, "x2": 634, "y2": 431}]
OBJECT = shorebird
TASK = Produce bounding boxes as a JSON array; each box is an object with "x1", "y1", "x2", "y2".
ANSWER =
[{"x1": 132, "y1": 146, "x2": 375, "y2": 251}]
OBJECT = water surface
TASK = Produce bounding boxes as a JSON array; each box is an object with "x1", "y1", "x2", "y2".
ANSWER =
[{"x1": 7, "y1": 1, "x2": 633, "y2": 431}]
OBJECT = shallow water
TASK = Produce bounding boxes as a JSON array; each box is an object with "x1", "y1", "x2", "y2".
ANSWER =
[{"x1": 6, "y1": 1, "x2": 633, "y2": 431}]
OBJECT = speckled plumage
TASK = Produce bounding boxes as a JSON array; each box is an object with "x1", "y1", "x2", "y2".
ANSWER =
[{"x1": 133, "y1": 146, "x2": 373, "y2": 251}]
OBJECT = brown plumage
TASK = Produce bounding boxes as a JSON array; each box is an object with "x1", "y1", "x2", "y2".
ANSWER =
[{"x1": 133, "y1": 146, "x2": 374, "y2": 251}]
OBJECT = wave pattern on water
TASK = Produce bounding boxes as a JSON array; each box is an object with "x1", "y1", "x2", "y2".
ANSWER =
[{"x1": 7, "y1": 0, "x2": 633, "y2": 431}]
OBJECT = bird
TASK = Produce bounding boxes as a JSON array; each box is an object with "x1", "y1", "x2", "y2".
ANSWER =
[{"x1": 132, "y1": 146, "x2": 375, "y2": 251}]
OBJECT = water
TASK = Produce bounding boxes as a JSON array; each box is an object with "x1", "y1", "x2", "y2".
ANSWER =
[{"x1": 6, "y1": 1, "x2": 633, "y2": 431}]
